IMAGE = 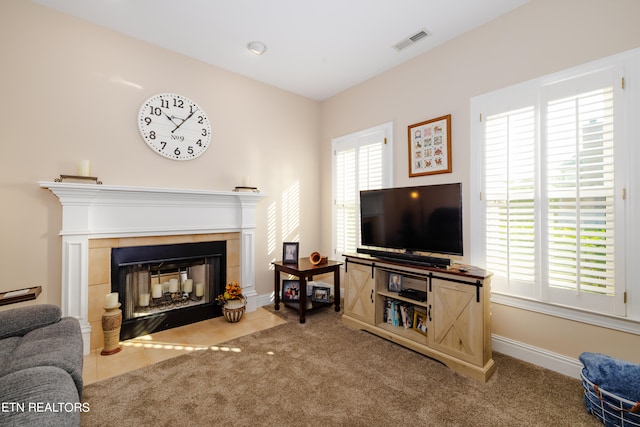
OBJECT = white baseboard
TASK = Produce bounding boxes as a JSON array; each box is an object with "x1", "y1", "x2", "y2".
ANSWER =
[
  {"x1": 492, "y1": 334, "x2": 583, "y2": 379},
  {"x1": 256, "y1": 293, "x2": 275, "y2": 308}
]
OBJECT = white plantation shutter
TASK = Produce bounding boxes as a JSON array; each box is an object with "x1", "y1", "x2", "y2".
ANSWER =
[
  {"x1": 484, "y1": 107, "x2": 536, "y2": 296},
  {"x1": 543, "y1": 79, "x2": 618, "y2": 311},
  {"x1": 333, "y1": 124, "x2": 392, "y2": 258},
  {"x1": 473, "y1": 58, "x2": 628, "y2": 317},
  {"x1": 335, "y1": 148, "x2": 357, "y2": 256}
]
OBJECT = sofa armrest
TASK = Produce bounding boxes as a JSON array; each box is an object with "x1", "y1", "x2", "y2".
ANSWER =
[{"x1": 0, "y1": 304, "x2": 61, "y2": 339}]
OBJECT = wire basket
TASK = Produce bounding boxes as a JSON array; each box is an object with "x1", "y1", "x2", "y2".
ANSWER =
[{"x1": 581, "y1": 371, "x2": 640, "y2": 427}]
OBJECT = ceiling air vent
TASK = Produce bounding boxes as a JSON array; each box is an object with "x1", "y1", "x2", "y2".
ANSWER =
[{"x1": 393, "y1": 29, "x2": 431, "y2": 52}]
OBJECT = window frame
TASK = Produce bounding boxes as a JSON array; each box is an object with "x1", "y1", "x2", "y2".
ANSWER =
[{"x1": 470, "y1": 48, "x2": 640, "y2": 332}]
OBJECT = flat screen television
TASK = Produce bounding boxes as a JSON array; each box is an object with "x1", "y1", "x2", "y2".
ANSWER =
[{"x1": 359, "y1": 183, "x2": 463, "y2": 258}]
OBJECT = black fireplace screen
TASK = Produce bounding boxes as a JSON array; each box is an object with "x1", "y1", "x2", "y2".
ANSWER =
[{"x1": 111, "y1": 241, "x2": 226, "y2": 340}]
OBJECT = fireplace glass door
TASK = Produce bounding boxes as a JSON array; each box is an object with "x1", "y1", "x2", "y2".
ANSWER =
[{"x1": 111, "y1": 241, "x2": 226, "y2": 340}]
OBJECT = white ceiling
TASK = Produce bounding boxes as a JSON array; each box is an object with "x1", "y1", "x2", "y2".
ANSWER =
[{"x1": 32, "y1": 0, "x2": 529, "y2": 101}]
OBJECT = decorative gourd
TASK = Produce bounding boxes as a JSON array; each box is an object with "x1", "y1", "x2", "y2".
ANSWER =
[{"x1": 309, "y1": 251, "x2": 322, "y2": 265}]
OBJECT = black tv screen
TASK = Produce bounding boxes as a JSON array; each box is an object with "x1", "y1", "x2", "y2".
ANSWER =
[{"x1": 360, "y1": 183, "x2": 463, "y2": 256}]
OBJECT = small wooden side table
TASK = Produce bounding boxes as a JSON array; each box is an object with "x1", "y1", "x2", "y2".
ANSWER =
[{"x1": 272, "y1": 258, "x2": 342, "y2": 323}]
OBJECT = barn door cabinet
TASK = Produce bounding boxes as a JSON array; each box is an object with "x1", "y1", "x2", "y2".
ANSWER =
[{"x1": 342, "y1": 253, "x2": 495, "y2": 382}]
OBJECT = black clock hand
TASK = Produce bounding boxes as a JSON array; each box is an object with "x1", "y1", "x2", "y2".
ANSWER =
[
  {"x1": 172, "y1": 109, "x2": 196, "y2": 133},
  {"x1": 163, "y1": 112, "x2": 179, "y2": 127}
]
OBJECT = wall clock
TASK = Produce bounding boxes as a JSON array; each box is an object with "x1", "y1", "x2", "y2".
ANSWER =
[{"x1": 138, "y1": 93, "x2": 211, "y2": 160}]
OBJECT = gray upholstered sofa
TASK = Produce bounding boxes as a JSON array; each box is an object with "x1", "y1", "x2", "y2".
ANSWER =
[{"x1": 0, "y1": 304, "x2": 84, "y2": 426}]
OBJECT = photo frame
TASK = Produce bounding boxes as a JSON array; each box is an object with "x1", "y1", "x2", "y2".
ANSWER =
[
  {"x1": 408, "y1": 114, "x2": 452, "y2": 177},
  {"x1": 281, "y1": 280, "x2": 300, "y2": 302},
  {"x1": 311, "y1": 285, "x2": 331, "y2": 303},
  {"x1": 282, "y1": 242, "x2": 299, "y2": 264},
  {"x1": 413, "y1": 309, "x2": 428, "y2": 336},
  {"x1": 388, "y1": 273, "x2": 403, "y2": 292}
]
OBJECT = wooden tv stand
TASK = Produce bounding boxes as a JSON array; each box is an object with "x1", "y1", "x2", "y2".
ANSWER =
[{"x1": 342, "y1": 253, "x2": 495, "y2": 382}]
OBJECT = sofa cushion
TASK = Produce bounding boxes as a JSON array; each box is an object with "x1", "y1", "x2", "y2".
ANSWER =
[
  {"x1": 0, "y1": 336, "x2": 21, "y2": 367},
  {"x1": 0, "y1": 366, "x2": 81, "y2": 427},
  {"x1": 2, "y1": 317, "x2": 83, "y2": 397},
  {"x1": 0, "y1": 304, "x2": 61, "y2": 340}
]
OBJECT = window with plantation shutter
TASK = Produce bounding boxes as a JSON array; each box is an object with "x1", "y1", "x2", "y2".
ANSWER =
[
  {"x1": 333, "y1": 123, "x2": 392, "y2": 259},
  {"x1": 470, "y1": 50, "x2": 636, "y2": 319}
]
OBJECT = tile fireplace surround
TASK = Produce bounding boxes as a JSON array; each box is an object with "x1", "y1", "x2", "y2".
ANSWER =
[{"x1": 40, "y1": 182, "x2": 267, "y2": 355}]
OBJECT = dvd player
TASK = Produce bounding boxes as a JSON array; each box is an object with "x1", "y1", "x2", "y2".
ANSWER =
[{"x1": 399, "y1": 288, "x2": 427, "y2": 302}]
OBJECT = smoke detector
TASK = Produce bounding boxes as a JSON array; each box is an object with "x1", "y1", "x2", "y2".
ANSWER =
[
  {"x1": 393, "y1": 29, "x2": 431, "y2": 52},
  {"x1": 247, "y1": 41, "x2": 267, "y2": 55}
]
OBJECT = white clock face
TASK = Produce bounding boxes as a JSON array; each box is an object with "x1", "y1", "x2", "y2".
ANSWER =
[{"x1": 138, "y1": 93, "x2": 211, "y2": 160}]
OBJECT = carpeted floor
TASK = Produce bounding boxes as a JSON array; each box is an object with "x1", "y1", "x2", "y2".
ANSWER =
[{"x1": 81, "y1": 306, "x2": 601, "y2": 426}]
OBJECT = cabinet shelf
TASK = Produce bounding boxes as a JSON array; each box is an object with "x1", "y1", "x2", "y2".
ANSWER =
[
  {"x1": 377, "y1": 290, "x2": 428, "y2": 308},
  {"x1": 376, "y1": 322, "x2": 428, "y2": 345}
]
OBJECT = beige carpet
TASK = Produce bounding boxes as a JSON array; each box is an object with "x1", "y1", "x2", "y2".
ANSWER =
[{"x1": 81, "y1": 306, "x2": 600, "y2": 426}]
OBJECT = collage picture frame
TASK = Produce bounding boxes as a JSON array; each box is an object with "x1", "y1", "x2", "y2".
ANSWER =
[{"x1": 408, "y1": 114, "x2": 452, "y2": 177}]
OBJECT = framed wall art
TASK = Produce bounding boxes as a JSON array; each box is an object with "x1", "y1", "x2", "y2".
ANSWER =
[{"x1": 408, "y1": 114, "x2": 452, "y2": 177}]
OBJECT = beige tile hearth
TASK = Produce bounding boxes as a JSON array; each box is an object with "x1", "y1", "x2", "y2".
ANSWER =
[{"x1": 83, "y1": 307, "x2": 285, "y2": 385}]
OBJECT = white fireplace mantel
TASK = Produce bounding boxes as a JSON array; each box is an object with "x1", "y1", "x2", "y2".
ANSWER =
[{"x1": 40, "y1": 181, "x2": 267, "y2": 354}]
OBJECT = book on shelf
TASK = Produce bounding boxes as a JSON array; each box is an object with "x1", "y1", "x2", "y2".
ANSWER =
[
  {"x1": 400, "y1": 303, "x2": 414, "y2": 329},
  {"x1": 383, "y1": 297, "x2": 415, "y2": 329}
]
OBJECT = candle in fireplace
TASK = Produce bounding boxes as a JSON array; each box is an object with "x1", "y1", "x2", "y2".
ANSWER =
[
  {"x1": 195, "y1": 282, "x2": 204, "y2": 297},
  {"x1": 139, "y1": 293, "x2": 150, "y2": 307},
  {"x1": 183, "y1": 279, "x2": 193, "y2": 293},
  {"x1": 152, "y1": 283, "x2": 163, "y2": 298},
  {"x1": 105, "y1": 292, "x2": 118, "y2": 308},
  {"x1": 169, "y1": 278, "x2": 179, "y2": 293}
]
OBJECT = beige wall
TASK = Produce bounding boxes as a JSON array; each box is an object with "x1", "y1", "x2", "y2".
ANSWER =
[
  {"x1": 0, "y1": 0, "x2": 320, "y2": 307},
  {"x1": 320, "y1": 0, "x2": 640, "y2": 364}
]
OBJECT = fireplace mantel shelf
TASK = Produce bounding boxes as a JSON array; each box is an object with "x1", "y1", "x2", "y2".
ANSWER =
[
  {"x1": 39, "y1": 181, "x2": 267, "y2": 206},
  {"x1": 40, "y1": 181, "x2": 267, "y2": 354}
]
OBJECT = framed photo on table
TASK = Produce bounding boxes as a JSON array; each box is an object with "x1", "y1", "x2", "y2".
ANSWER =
[
  {"x1": 282, "y1": 242, "x2": 299, "y2": 264},
  {"x1": 311, "y1": 286, "x2": 331, "y2": 303},
  {"x1": 408, "y1": 114, "x2": 452, "y2": 177},
  {"x1": 282, "y1": 280, "x2": 300, "y2": 302}
]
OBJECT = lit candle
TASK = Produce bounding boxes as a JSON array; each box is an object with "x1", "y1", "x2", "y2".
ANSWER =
[
  {"x1": 152, "y1": 284, "x2": 163, "y2": 298},
  {"x1": 78, "y1": 160, "x2": 91, "y2": 177},
  {"x1": 169, "y1": 278, "x2": 179, "y2": 293},
  {"x1": 195, "y1": 282, "x2": 204, "y2": 297},
  {"x1": 105, "y1": 292, "x2": 118, "y2": 308},
  {"x1": 139, "y1": 293, "x2": 150, "y2": 307},
  {"x1": 183, "y1": 279, "x2": 193, "y2": 293}
]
